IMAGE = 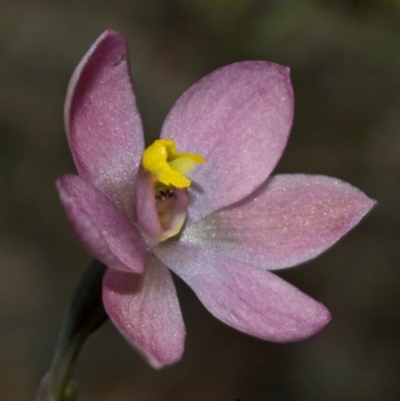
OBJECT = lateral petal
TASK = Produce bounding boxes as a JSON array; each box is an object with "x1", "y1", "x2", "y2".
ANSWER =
[
  {"x1": 181, "y1": 174, "x2": 376, "y2": 270},
  {"x1": 154, "y1": 242, "x2": 331, "y2": 342},
  {"x1": 102, "y1": 255, "x2": 185, "y2": 369},
  {"x1": 56, "y1": 174, "x2": 147, "y2": 273},
  {"x1": 65, "y1": 29, "x2": 144, "y2": 218},
  {"x1": 161, "y1": 61, "x2": 294, "y2": 223}
]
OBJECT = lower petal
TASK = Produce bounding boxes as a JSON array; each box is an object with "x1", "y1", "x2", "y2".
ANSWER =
[
  {"x1": 154, "y1": 242, "x2": 331, "y2": 342},
  {"x1": 56, "y1": 174, "x2": 147, "y2": 273},
  {"x1": 102, "y1": 254, "x2": 186, "y2": 369}
]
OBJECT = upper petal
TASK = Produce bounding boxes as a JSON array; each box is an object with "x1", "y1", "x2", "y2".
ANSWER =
[
  {"x1": 154, "y1": 242, "x2": 331, "y2": 342},
  {"x1": 102, "y1": 255, "x2": 185, "y2": 369},
  {"x1": 65, "y1": 29, "x2": 144, "y2": 218},
  {"x1": 180, "y1": 174, "x2": 376, "y2": 270},
  {"x1": 56, "y1": 174, "x2": 147, "y2": 273},
  {"x1": 161, "y1": 61, "x2": 294, "y2": 223}
]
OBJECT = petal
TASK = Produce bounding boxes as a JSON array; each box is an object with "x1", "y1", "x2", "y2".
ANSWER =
[
  {"x1": 154, "y1": 242, "x2": 331, "y2": 342},
  {"x1": 65, "y1": 29, "x2": 144, "y2": 218},
  {"x1": 56, "y1": 174, "x2": 147, "y2": 273},
  {"x1": 180, "y1": 174, "x2": 376, "y2": 270},
  {"x1": 102, "y1": 255, "x2": 185, "y2": 369},
  {"x1": 161, "y1": 61, "x2": 294, "y2": 223}
]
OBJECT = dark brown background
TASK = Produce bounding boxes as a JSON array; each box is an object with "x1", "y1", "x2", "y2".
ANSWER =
[{"x1": 1, "y1": 0, "x2": 399, "y2": 400}]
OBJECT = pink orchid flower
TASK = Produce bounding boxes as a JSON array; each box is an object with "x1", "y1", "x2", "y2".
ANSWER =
[{"x1": 56, "y1": 29, "x2": 375, "y2": 369}]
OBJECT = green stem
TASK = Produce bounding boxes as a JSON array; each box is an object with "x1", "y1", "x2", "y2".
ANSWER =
[{"x1": 35, "y1": 259, "x2": 108, "y2": 401}]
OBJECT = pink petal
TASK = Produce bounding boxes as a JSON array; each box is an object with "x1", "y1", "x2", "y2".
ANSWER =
[
  {"x1": 180, "y1": 174, "x2": 376, "y2": 270},
  {"x1": 161, "y1": 61, "x2": 294, "y2": 224},
  {"x1": 154, "y1": 242, "x2": 331, "y2": 342},
  {"x1": 102, "y1": 255, "x2": 185, "y2": 369},
  {"x1": 56, "y1": 174, "x2": 147, "y2": 274},
  {"x1": 65, "y1": 29, "x2": 144, "y2": 219}
]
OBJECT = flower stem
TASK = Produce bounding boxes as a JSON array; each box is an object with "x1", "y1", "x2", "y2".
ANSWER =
[{"x1": 35, "y1": 259, "x2": 109, "y2": 401}]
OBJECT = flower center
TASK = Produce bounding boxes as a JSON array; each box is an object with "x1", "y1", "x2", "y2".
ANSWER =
[
  {"x1": 135, "y1": 139, "x2": 205, "y2": 245},
  {"x1": 155, "y1": 184, "x2": 176, "y2": 229}
]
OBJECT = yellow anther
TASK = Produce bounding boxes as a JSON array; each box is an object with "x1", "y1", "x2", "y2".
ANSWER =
[{"x1": 142, "y1": 139, "x2": 205, "y2": 188}]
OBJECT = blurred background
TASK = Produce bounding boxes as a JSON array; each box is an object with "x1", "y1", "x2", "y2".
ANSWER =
[{"x1": 1, "y1": 0, "x2": 400, "y2": 400}]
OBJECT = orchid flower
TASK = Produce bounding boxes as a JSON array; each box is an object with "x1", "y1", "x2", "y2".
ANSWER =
[{"x1": 56, "y1": 29, "x2": 375, "y2": 369}]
